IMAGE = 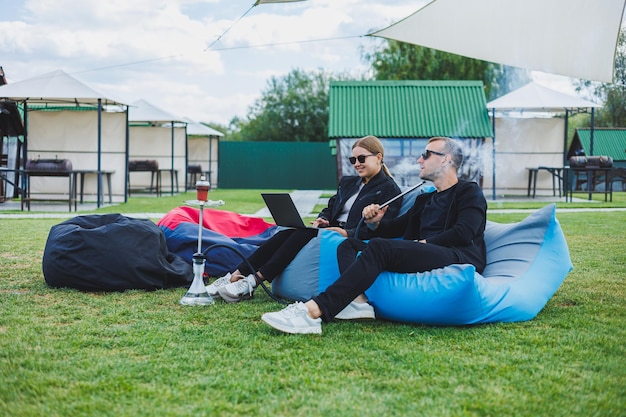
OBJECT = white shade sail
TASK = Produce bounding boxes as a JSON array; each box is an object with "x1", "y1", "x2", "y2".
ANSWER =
[{"x1": 370, "y1": 0, "x2": 626, "y2": 83}]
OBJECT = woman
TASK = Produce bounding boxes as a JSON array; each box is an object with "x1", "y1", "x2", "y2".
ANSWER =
[{"x1": 207, "y1": 135, "x2": 402, "y2": 303}]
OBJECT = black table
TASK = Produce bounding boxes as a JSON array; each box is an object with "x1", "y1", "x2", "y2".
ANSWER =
[
  {"x1": 156, "y1": 169, "x2": 179, "y2": 196},
  {"x1": 526, "y1": 166, "x2": 564, "y2": 198},
  {"x1": 74, "y1": 170, "x2": 115, "y2": 207},
  {"x1": 1, "y1": 168, "x2": 115, "y2": 211},
  {"x1": 21, "y1": 169, "x2": 76, "y2": 211}
]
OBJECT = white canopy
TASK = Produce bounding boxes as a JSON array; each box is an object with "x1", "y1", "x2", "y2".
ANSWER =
[
  {"x1": 0, "y1": 69, "x2": 126, "y2": 106},
  {"x1": 370, "y1": 0, "x2": 625, "y2": 83},
  {"x1": 487, "y1": 82, "x2": 602, "y2": 111},
  {"x1": 128, "y1": 99, "x2": 183, "y2": 123},
  {"x1": 183, "y1": 118, "x2": 224, "y2": 137}
]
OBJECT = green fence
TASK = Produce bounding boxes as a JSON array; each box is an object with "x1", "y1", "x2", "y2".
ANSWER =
[{"x1": 218, "y1": 142, "x2": 338, "y2": 189}]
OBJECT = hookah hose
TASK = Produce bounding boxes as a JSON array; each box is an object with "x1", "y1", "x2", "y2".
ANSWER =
[
  {"x1": 355, "y1": 181, "x2": 425, "y2": 239},
  {"x1": 202, "y1": 243, "x2": 289, "y2": 305}
]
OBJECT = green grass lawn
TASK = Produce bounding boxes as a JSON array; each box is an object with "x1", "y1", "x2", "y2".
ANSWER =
[{"x1": 1, "y1": 191, "x2": 625, "y2": 416}]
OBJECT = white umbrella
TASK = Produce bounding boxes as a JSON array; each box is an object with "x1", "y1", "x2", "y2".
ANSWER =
[{"x1": 370, "y1": 0, "x2": 625, "y2": 83}]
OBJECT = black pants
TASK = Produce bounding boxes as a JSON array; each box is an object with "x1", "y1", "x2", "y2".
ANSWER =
[
  {"x1": 237, "y1": 228, "x2": 319, "y2": 282},
  {"x1": 312, "y1": 238, "x2": 460, "y2": 322}
]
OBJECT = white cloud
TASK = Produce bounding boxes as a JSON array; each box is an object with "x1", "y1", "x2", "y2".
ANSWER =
[{"x1": 0, "y1": 0, "x2": 436, "y2": 125}]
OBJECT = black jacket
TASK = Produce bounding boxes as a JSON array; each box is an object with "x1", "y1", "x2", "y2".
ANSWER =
[
  {"x1": 373, "y1": 180, "x2": 487, "y2": 272},
  {"x1": 318, "y1": 170, "x2": 401, "y2": 238}
]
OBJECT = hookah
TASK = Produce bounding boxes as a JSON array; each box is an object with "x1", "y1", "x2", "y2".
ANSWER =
[{"x1": 179, "y1": 175, "x2": 223, "y2": 306}]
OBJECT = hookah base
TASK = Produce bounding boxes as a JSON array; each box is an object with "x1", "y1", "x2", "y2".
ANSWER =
[{"x1": 179, "y1": 292, "x2": 215, "y2": 306}]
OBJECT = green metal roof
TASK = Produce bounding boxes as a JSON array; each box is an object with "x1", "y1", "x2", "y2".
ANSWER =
[
  {"x1": 328, "y1": 80, "x2": 493, "y2": 139},
  {"x1": 574, "y1": 128, "x2": 626, "y2": 161}
]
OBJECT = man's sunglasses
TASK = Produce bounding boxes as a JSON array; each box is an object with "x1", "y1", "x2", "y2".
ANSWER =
[
  {"x1": 421, "y1": 149, "x2": 446, "y2": 160},
  {"x1": 349, "y1": 154, "x2": 376, "y2": 164}
]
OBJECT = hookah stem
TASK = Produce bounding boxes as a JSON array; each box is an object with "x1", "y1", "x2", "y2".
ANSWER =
[{"x1": 197, "y1": 203, "x2": 204, "y2": 253}]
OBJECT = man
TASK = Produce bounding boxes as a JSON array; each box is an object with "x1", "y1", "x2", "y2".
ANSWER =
[{"x1": 261, "y1": 137, "x2": 487, "y2": 334}]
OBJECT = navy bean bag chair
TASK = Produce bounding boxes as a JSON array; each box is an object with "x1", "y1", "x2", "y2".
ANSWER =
[
  {"x1": 43, "y1": 214, "x2": 192, "y2": 291},
  {"x1": 273, "y1": 204, "x2": 573, "y2": 325}
]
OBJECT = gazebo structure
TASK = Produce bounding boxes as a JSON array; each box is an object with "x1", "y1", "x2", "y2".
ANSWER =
[
  {"x1": 0, "y1": 69, "x2": 129, "y2": 208},
  {"x1": 128, "y1": 99, "x2": 187, "y2": 196},
  {"x1": 487, "y1": 82, "x2": 601, "y2": 197}
]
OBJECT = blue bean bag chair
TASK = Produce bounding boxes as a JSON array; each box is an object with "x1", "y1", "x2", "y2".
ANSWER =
[{"x1": 273, "y1": 203, "x2": 572, "y2": 325}]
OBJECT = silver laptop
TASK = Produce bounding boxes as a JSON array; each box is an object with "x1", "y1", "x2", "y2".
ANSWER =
[{"x1": 261, "y1": 193, "x2": 311, "y2": 229}]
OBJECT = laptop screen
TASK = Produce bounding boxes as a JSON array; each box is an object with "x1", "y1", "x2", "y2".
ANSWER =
[{"x1": 261, "y1": 193, "x2": 308, "y2": 228}]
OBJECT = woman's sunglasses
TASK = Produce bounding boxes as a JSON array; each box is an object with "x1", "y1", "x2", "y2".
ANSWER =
[
  {"x1": 348, "y1": 154, "x2": 376, "y2": 164},
  {"x1": 421, "y1": 149, "x2": 446, "y2": 160}
]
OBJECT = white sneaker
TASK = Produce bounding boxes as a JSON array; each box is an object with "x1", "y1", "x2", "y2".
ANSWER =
[
  {"x1": 335, "y1": 301, "x2": 376, "y2": 320},
  {"x1": 218, "y1": 274, "x2": 257, "y2": 303},
  {"x1": 205, "y1": 273, "x2": 238, "y2": 299},
  {"x1": 261, "y1": 302, "x2": 322, "y2": 334}
]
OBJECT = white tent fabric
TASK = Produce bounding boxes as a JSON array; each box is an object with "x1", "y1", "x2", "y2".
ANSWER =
[
  {"x1": 128, "y1": 126, "x2": 187, "y2": 192},
  {"x1": 370, "y1": 0, "x2": 626, "y2": 83},
  {"x1": 28, "y1": 110, "x2": 127, "y2": 201},
  {"x1": 487, "y1": 82, "x2": 602, "y2": 111},
  {"x1": 184, "y1": 119, "x2": 224, "y2": 137},
  {"x1": 482, "y1": 117, "x2": 565, "y2": 196},
  {"x1": 129, "y1": 99, "x2": 183, "y2": 123},
  {"x1": 184, "y1": 119, "x2": 223, "y2": 188},
  {"x1": 0, "y1": 69, "x2": 125, "y2": 105}
]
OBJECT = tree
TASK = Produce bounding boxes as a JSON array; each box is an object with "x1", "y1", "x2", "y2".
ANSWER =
[
  {"x1": 574, "y1": 29, "x2": 626, "y2": 127},
  {"x1": 234, "y1": 68, "x2": 340, "y2": 142},
  {"x1": 362, "y1": 40, "x2": 529, "y2": 100}
]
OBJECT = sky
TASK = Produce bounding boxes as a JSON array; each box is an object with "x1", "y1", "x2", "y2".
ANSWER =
[{"x1": 0, "y1": 0, "x2": 598, "y2": 128}]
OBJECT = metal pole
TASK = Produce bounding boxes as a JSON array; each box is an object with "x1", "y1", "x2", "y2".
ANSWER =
[
  {"x1": 185, "y1": 126, "x2": 189, "y2": 190},
  {"x1": 124, "y1": 106, "x2": 129, "y2": 203},
  {"x1": 563, "y1": 109, "x2": 569, "y2": 166},
  {"x1": 171, "y1": 121, "x2": 175, "y2": 195},
  {"x1": 491, "y1": 108, "x2": 496, "y2": 201},
  {"x1": 97, "y1": 98, "x2": 102, "y2": 208},
  {"x1": 590, "y1": 108, "x2": 595, "y2": 156},
  {"x1": 208, "y1": 136, "x2": 213, "y2": 186}
]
